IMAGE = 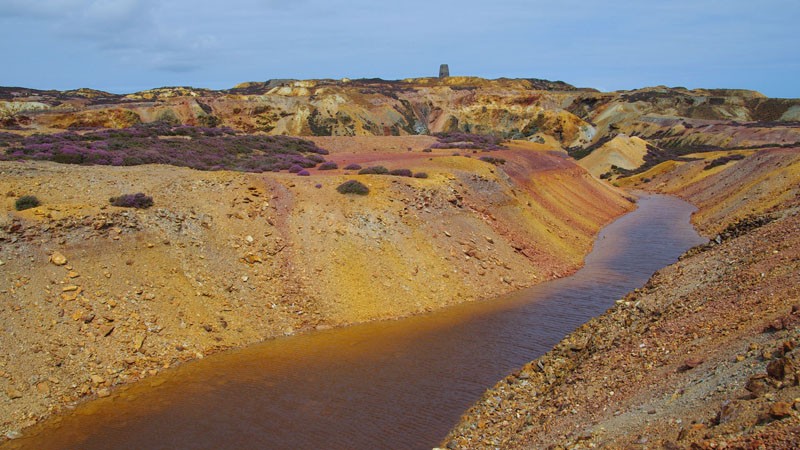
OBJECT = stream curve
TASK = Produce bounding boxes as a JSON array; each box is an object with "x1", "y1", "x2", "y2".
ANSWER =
[{"x1": 4, "y1": 194, "x2": 705, "y2": 450}]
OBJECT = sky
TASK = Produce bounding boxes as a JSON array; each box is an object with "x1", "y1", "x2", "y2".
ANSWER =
[{"x1": 1, "y1": 0, "x2": 798, "y2": 97}]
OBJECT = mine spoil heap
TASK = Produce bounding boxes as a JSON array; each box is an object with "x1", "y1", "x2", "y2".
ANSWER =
[{"x1": 1, "y1": 76, "x2": 800, "y2": 447}]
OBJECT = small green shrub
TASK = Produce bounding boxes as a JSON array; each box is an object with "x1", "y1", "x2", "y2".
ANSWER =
[
  {"x1": 15, "y1": 195, "x2": 40, "y2": 211},
  {"x1": 479, "y1": 156, "x2": 506, "y2": 165},
  {"x1": 358, "y1": 166, "x2": 389, "y2": 175},
  {"x1": 336, "y1": 180, "x2": 369, "y2": 195},
  {"x1": 704, "y1": 154, "x2": 746, "y2": 170},
  {"x1": 388, "y1": 168, "x2": 413, "y2": 177},
  {"x1": 318, "y1": 161, "x2": 338, "y2": 170},
  {"x1": 110, "y1": 193, "x2": 154, "y2": 209}
]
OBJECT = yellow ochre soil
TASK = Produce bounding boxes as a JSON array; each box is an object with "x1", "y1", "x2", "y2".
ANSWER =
[{"x1": 0, "y1": 137, "x2": 631, "y2": 438}]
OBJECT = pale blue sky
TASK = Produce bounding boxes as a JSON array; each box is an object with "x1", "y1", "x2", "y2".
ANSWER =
[{"x1": 1, "y1": 0, "x2": 798, "y2": 97}]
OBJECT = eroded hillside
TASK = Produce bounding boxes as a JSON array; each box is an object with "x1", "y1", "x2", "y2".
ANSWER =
[
  {"x1": 2, "y1": 77, "x2": 799, "y2": 446},
  {"x1": 3, "y1": 78, "x2": 800, "y2": 160},
  {"x1": 0, "y1": 137, "x2": 631, "y2": 436},
  {"x1": 442, "y1": 146, "x2": 800, "y2": 449},
  {"x1": 619, "y1": 147, "x2": 800, "y2": 235}
]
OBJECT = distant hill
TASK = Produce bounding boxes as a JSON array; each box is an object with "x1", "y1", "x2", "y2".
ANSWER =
[{"x1": 2, "y1": 78, "x2": 799, "y2": 177}]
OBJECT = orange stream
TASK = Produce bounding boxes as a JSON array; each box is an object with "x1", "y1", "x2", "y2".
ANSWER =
[{"x1": 3, "y1": 194, "x2": 704, "y2": 450}]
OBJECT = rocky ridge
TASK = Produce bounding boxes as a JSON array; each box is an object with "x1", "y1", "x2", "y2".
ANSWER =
[{"x1": 3, "y1": 79, "x2": 800, "y2": 166}]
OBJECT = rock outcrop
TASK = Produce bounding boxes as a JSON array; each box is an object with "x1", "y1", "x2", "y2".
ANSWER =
[{"x1": 3, "y1": 80, "x2": 798, "y2": 158}]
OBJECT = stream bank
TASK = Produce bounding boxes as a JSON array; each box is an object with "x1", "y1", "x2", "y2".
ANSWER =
[{"x1": 3, "y1": 194, "x2": 703, "y2": 450}]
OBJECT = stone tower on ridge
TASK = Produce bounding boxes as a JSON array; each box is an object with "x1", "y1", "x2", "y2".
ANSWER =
[{"x1": 439, "y1": 64, "x2": 450, "y2": 78}]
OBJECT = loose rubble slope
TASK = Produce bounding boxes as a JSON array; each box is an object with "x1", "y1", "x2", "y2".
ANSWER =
[{"x1": 443, "y1": 147, "x2": 800, "y2": 449}]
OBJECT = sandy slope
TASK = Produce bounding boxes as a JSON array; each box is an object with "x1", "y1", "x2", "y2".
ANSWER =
[
  {"x1": 0, "y1": 138, "x2": 631, "y2": 438},
  {"x1": 620, "y1": 147, "x2": 800, "y2": 235},
  {"x1": 577, "y1": 134, "x2": 649, "y2": 178}
]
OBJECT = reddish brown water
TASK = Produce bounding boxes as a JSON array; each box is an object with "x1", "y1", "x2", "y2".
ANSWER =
[{"x1": 3, "y1": 194, "x2": 704, "y2": 450}]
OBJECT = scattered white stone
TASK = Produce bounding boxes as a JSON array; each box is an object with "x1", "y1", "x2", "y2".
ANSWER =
[{"x1": 5, "y1": 430, "x2": 22, "y2": 440}]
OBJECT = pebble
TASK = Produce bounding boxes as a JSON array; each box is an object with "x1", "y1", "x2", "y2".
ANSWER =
[
  {"x1": 61, "y1": 290, "x2": 80, "y2": 302},
  {"x1": 770, "y1": 401, "x2": 792, "y2": 418},
  {"x1": 49, "y1": 251, "x2": 68, "y2": 266},
  {"x1": 36, "y1": 381, "x2": 50, "y2": 396},
  {"x1": 746, "y1": 376, "x2": 768, "y2": 395},
  {"x1": 244, "y1": 254, "x2": 263, "y2": 264},
  {"x1": 133, "y1": 334, "x2": 146, "y2": 351},
  {"x1": 766, "y1": 357, "x2": 791, "y2": 380},
  {"x1": 96, "y1": 388, "x2": 111, "y2": 398},
  {"x1": 684, "y1": 357, "x2": 703, "y2": 369},
  {"x1": 6, "y1": 388, "x2": 23, "y2": 399}
]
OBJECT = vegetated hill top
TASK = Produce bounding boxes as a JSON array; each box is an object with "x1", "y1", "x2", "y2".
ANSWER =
[
  {"x1": 0, "y1": 77, "x2": 791, "y2": 130},
  {"x1": 3, "y1": 77, "x2": 799, "y2": 181}
]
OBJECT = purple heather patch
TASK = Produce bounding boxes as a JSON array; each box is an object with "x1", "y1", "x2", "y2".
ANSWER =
[{"x1": 0, "y1": 124, "x2": 329, "y2": 173}]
